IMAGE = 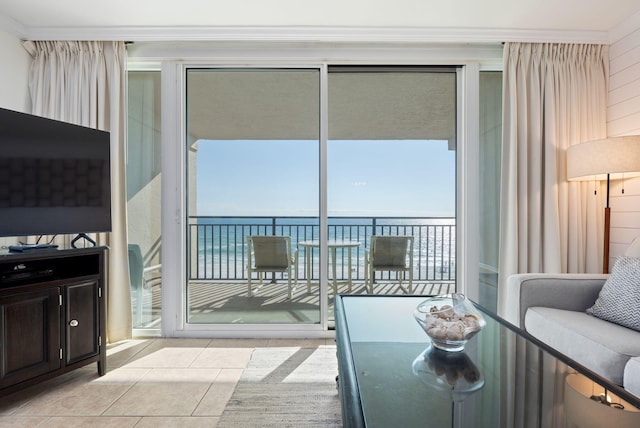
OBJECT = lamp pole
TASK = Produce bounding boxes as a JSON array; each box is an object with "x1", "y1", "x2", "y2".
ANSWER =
[{"x1": 603, "y1": 174, "x2": 610, "y2": 274}]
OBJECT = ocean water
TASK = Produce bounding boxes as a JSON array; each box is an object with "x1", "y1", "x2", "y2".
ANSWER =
[{"x1": 189, "y1": 217, "x2": 456, "y2": 282}]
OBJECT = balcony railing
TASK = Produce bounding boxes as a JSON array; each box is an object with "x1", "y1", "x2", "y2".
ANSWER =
[{"x1": 188, "y1": 216, "x2": 456, "y2": 283}]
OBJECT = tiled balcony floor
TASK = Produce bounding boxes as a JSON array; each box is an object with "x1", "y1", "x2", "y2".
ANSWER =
[
  {"x1": 187, "y1": 280, "x2": 456, "y2": 324},
  {"x1": 133, "y1": 279, "x2": 456, "y2": 328}
]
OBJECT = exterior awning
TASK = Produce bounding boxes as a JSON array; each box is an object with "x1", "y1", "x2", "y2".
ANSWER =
[{"x1": 186, "y1": 69, "x2": 456, "y2": 148}]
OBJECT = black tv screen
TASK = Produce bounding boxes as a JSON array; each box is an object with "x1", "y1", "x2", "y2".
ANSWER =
[{"x1": 0, "y1": 108, "x2": 111, "y2": 238}]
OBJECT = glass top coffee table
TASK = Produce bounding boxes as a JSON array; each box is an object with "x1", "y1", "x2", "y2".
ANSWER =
[{"x1": 335, "y1": 295, "x2": 640, "y2": 428}]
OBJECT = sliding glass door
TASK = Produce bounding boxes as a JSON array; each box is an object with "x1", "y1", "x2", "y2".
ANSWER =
[
  {"x1": 178, "y1": 65, "x2": 459, "y2": 329},
  {"x1": 185, "y1": 68, "x2": 321, "y2": 324},
  {"x1": 321, "y1": 67, "x2": 458, "y2": 323},
  {"x1": 127, "y1": 69, "x2": 163, "y2": 332},
  {"x1": 478, "y1": 71, "x2": 502, "y2": 312}
]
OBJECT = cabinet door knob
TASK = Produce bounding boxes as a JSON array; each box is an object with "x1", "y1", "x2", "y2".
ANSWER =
[{"x1": 69, "y1": 319, "x2": 79, "y2": 327}]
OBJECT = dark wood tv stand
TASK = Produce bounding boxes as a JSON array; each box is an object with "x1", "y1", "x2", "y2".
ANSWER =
[{"x1": 0, "y1": 246, "x2": 107, "y2": 397}]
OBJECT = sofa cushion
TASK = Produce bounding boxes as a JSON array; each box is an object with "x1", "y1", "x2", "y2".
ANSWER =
[
  {"x1": 525, "y1": 307, "x2": 640, "y2": 384},
  {"x1": 625, "y1": 357, "x2": 640, "y2": 397},
  {"x1": 587, "y1": 256, "x2": 640, "y2": 332}
]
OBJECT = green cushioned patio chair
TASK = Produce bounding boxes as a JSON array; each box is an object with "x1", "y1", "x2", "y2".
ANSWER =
[
  {"x1": 247, "y1": 235, "x2": 298, "y2": 299},
  {"x1": 365, "y1": 235, "x2": 414, "y2": 294}
]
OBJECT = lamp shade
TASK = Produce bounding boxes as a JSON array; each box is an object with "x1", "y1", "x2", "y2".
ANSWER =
[
  {"x1": 564, "y1": 373, "x2": 640, "y2": 428},
  {"x1": 567, "y1": 136, "x2": 640, "y2": 181}
]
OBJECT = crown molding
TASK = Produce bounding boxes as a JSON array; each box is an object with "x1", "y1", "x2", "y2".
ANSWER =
[
  {"x1": 0, "y1": 14, "x2": 26, "y2": 39},
  {"x1": 608, "y1": 10, "x2": 640, "y2": 44},
  {"x1": 18, "y1": 25, "x2": 610, "y2": 44}
]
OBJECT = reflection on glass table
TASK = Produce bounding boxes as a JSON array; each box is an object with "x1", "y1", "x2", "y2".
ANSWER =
[{"x1": 412, "y1": 345, "x2": 485, "y2": 402}]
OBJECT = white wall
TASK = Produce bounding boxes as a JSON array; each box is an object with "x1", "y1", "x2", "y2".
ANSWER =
[
  {"x1": 0, "y1": 28, "x2": 30, "y2": 112},
  {"x1": 607, "y1": 16, "x2": 640, "y2": 262}
]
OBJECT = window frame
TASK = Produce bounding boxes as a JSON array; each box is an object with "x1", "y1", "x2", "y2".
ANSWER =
[{"x1": 149, "y1": 47, "x2": 501, "y2": 338}]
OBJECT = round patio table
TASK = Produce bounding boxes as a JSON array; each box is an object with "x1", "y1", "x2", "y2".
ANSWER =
[{"x1": 298, "y1": 240, "x2": 361, "y2": 294}]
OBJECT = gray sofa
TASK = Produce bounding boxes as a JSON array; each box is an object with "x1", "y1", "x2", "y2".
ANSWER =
[{"x1": 504, "y1": 273, "x2": 640, "y2": 398}]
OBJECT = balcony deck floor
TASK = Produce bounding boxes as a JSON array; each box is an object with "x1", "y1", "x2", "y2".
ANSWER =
[{"x1": 134, "y1": 280, "x2": 457, "y2": 328}]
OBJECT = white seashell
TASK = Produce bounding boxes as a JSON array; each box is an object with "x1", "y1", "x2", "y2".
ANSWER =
[
  {"x1": 464, "y1": 318, "x2": 480, "y2": 331},
  {"x1": 431, "y1": 326, "x2": 448, "y2": 340},
  {"x1": 446, "y1": 322, "x2": 465, "y2": 340},
  {"x1": 424, "y1": 315, "x2": 439, "y2": 330}
]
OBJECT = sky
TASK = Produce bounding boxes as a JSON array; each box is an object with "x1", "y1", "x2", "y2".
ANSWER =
[{"x1": 195, "y1": 139, "x2": 455, "y2": 218}]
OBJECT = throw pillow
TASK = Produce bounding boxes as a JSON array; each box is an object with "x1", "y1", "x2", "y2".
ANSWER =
[
  {"x1": 587, "y1": 256, "x2": 640, "y2": 332},
  {"x1": 625, "y1": 236, "x2": 640, "y2": 258}
]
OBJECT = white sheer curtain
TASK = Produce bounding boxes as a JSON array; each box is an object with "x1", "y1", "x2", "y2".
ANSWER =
[
  {"x1": 23, "y1": 41, "x2": 131, "y2": 342},
  {"x1": 498, "y1": 43, "x2": 608, "y2": 313},
  {"x1": 497, "y1": 42, "x2": 608, "y2": 427}
]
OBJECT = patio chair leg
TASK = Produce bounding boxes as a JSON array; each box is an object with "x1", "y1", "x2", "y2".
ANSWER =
[
  {"x1": 251, "y1": 273, "x2": 264, "y2": 296},
  {"x1": 398, "y1": 272, "x2": 407, "y2": 294}
]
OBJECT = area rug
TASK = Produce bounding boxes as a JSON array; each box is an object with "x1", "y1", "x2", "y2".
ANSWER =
[{"x1": 218, "y1": 345, "x2": 343, "y2": 427}]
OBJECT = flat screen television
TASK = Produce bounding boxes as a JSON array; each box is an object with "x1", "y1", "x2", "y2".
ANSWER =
[{"x1": 0, "y1": 107, "x2": 111, "y2": 239}]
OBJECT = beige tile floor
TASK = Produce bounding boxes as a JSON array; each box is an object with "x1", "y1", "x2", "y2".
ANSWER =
[{"x1": 0, "y1": 337, "x2": 334, "y2": 427}]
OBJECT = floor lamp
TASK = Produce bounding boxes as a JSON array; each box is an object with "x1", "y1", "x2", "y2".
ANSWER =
[{"x1": 567, "y1": 136, "x2": 640, "y2": 274}]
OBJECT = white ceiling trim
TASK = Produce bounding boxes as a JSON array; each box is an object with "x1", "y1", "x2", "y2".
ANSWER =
[
  {"x1": 126, "y1": 41, "x2": 504, "y2": 68},
  {"x1": 608, "y1": 9, "x2": 640, "y2": 43},
  {"x1": 0, "y1": 14, "x2": 25, "y2": 39},
  {"x1": 18, "y1": 25, "x2": 611, "y2": 45}
]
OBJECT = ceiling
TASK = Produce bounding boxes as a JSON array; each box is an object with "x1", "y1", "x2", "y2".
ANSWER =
[
  {"x1": 1, "y1": 0, "x2": 640, "y2": 43},
  {"x1": 184, "y1": 69, "x2": 456, "y2": 142}
]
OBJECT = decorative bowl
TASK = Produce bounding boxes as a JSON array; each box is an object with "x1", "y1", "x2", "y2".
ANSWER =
[
  {"x1": 413, "y1": 293, "x2": 486, "y2": 352},
  {"x1": 412, "y1": 345, "x2": 485, "y2": 402}
]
